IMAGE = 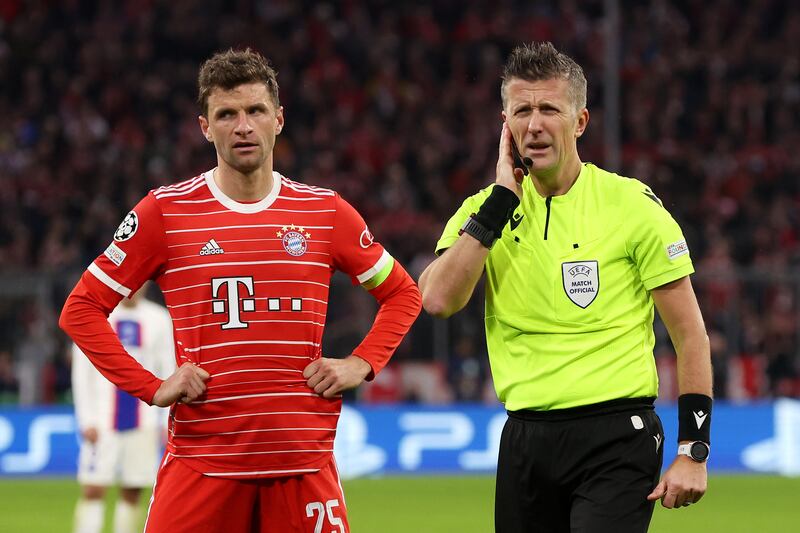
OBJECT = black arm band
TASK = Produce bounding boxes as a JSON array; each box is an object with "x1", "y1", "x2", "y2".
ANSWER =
[
  {"x1": 678, "y1": 393, "x2": 712, "y2": 444},
  {"x1": 473, "y1": 186, "x2": 520, "y2": 237}
]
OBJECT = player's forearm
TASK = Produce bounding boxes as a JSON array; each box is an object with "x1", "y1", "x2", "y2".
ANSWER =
[
  {"x1": 60, "y1": 276, "x2": 163, "y2": 403},
  {"x1": 420, "y1": 235, "x2": 489, "y2": 318},
  {"x1": 353, "y1": 261, "x2": 422, "y2": 378}
]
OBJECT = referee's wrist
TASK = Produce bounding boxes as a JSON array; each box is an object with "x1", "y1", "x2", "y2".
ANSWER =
[
  {"x1": 473, "y1": 185, "x2": 520, "y2": 236},
  {"x1": 677, "y1": 393, "x2": 712, "y2": 444}
]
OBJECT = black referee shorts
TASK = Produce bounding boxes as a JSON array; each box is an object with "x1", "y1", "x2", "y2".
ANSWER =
[{"x1": 495, "y1": 397, "x2": 663, "y2": 533}]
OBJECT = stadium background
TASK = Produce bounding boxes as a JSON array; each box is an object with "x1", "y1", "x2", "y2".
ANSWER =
[{"x1": 0, "y1": 0, "x2": 799, "y2": 531}]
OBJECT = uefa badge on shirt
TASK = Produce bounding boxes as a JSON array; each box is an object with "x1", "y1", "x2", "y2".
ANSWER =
[
  {"x1": 666, "y1": 239, "x2": 689, "y2": 260},
  {"x1": 561, "y1": 260, "x2": 599, "y2": 308},
  {"x1": 114, "y1": 211, "x2": 139, "y2": 242},
  {"x1": 277, "y1": 224, "x2": 310, "y2": 256}
]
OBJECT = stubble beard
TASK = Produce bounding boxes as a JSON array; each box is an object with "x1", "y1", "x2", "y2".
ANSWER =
[{"x1": 226, "y1": 147, "x2": 266, "y2": 175}]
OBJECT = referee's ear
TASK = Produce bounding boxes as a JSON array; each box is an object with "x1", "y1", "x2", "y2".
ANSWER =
[{"x1": 574, "y1": 108, "x2": 589, "y2": 138}]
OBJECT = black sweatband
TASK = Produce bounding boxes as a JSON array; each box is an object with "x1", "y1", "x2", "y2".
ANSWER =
[
  {"x1": 678, "y1": 393, "x2": 712, "y2": 444},
  {"x1": 473, "y1": 186, "x2": 520, "y2": 237}
]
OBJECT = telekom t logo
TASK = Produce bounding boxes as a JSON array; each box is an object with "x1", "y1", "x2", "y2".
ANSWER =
[
  {"x1": 211, "y1": 277, "x2": 255, "y2": 329},
  {"x1": 210, "y1": 277, "x2": 303, "y2": 329}
]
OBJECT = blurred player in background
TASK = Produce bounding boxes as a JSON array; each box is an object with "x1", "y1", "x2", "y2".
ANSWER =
[
  {"x1": 60, "y1": 48, "x2": 421, "y2": 532},
  {"x1": 72, "y1": 284, "x2": 174, "y2": 533},
  {"x1": 420, "y1": 42, "x2": 713, "y2": 532}
]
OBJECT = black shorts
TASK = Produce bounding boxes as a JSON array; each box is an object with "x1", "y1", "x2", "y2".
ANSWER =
[{"x1": 495, "y1": 397, "x2": 663, "y2": 533}]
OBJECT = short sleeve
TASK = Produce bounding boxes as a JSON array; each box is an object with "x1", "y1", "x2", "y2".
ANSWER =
[
  {"x1": 153, "y1": 305, "x2": 176, "y2": 379},
  {"x1": 70, "y1": 343, "x2": 100, "y2": 430},
  {"x1": 626, "y1": 182, "x2": 695, "y2": 290},
  {"x1": 330, "y1": 194, "x2": 391, "y2": 286},
  {"x1": 434, "y1": 187, "x2": 492, "y2": 255},
  {"x1": 88, "y1": 193, "x2": 169, "y2": 298}
]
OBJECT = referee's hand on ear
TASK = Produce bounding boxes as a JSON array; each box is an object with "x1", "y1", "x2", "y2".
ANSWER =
[
  {"x1": 647, "y1": 455, "x2": 707, "y2": 509},
  {"x1": 497, "y1": 123, "x2": 525, "y2": 198}
]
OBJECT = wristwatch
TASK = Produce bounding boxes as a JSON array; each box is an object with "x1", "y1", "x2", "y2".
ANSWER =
[
  {"x1": 677, "y1": 441, "x2": 710, "y2": 462},
  {"x1": 460, "y1": 216, "x2": 497, "y2": 249}
]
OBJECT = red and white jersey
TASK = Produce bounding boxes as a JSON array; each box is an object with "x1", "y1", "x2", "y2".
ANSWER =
[
  {"x1": 87, "y1": 169, "x2": 390, "y2": 478},
  {"x1": 72, "y1": 299, "x2": 174, "y2": 433}
]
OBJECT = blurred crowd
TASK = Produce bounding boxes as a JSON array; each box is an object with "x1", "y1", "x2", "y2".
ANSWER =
[{"x1": 0, "y1": 0, "x2": 799, "y2": 404}]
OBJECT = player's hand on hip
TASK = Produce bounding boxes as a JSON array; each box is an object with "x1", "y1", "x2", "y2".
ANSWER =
[
  {"x1": 647, "y1": 455, "x2": 707, "y2": 509},
  {"x1": 303, "y1": 355, "x2": 372, "y2": 399},
  {"x1": 496, "y1": 122, "x2": 524, "y2": 198},
  {"x1": 81, "y1": 427, "x2": 99, "y2": 444},
  {"x1": 151, "y1": 362, "x2": 211, "y2": 407}
]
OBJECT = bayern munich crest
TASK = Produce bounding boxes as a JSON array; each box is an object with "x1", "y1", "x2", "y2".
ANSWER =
[{"x1": 277, "y1": 224, "x2": 311, "y2": 256}]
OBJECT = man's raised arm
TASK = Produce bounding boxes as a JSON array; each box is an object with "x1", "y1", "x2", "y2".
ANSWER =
[{"x1": 421, "y1": 122, "x2": 523, "y2": 318}]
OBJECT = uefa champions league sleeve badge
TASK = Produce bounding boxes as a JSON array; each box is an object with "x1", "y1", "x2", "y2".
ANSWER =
[{"x1": 114, "y1": 211, "x2": 139, "y2": 242}]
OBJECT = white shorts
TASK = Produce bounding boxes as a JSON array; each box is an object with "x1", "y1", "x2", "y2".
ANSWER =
[{"x1": 77, "y1": 427, "x2": 161, "y2": 488}]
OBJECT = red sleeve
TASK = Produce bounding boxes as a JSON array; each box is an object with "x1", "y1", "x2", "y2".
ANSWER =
[
  {"x1": 330, "y1": 193, "x2": 389, "y2": 285},
  {"x1": 59, "y1": 192, "x2": 170, "y2": 404},
  {"x1": 88, "y1": 192, "x2": 168, "y2": 297},
  {"x1": 351, "y1": 260, "x2": 422, "y2": 379},
  {"x1": 59, "y1": 273, "x2": 164, "y2": 403}
]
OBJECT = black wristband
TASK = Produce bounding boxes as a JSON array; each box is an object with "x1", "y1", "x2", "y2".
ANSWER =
[
  {"x1": 678, "y1": 393, "x2": 712, "y2": 444},
  {"x1": 473, "y1": 186, "x2": 520, "y2": 237}
]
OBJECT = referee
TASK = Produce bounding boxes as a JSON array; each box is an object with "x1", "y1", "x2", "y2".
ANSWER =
[{"x1": 419, "y1": 42, "x2": 712, "y2": 533}]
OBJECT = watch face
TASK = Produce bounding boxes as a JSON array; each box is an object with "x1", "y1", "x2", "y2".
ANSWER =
[{"x1": 690, "y1": 442, "x2": 710, "y2": 461}]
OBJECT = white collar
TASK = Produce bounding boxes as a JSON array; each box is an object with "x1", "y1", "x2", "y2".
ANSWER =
[{"x1": 204, "y1": 168, "x2": 282, "y2": 213}]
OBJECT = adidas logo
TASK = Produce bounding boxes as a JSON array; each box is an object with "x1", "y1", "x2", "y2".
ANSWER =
[{"x1": 199, "y1": 238, "x2": 225, "y2": 256}]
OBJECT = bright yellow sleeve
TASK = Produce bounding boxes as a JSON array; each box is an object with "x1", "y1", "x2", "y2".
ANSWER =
[
  {"x1": 626, "y1": 181, "x2": 695, "y2": 290},
  {"x1": 434, "y1": 186, "x2": 494, "y2": 255}
]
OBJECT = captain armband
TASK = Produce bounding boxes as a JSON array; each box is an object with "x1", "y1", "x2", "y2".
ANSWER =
[
  {"x1": 459, "y1": 186, "x2": 520, "y2": 249},
  {"x1": 677, "y1": 393, "x2": 712, "y2": 444},
  {"x1": 360, "y1": 256, "x2": 395, "y2": 290}
]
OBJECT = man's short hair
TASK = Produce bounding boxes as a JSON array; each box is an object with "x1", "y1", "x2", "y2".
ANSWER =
[
  {"x1": 501, "y1": 42, "x2": 587, "y2": 114},
  {"x1": 197, "y1": 48, "x2": 280, "y2": 116}
]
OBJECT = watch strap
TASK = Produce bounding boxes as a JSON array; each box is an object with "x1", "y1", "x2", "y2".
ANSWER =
[{"x1": 460, "y1": 216, "x2": 497, "y2": 249}]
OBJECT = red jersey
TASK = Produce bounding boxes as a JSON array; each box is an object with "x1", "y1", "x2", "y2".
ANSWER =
[{"x1": 77, "y1": 170, "x2": 398, "y2": 478}]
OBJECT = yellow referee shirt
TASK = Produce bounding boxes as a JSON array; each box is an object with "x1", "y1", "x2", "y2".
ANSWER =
[{"x1": 436, "y1": 163, "x2": 694, "y2": 410}]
